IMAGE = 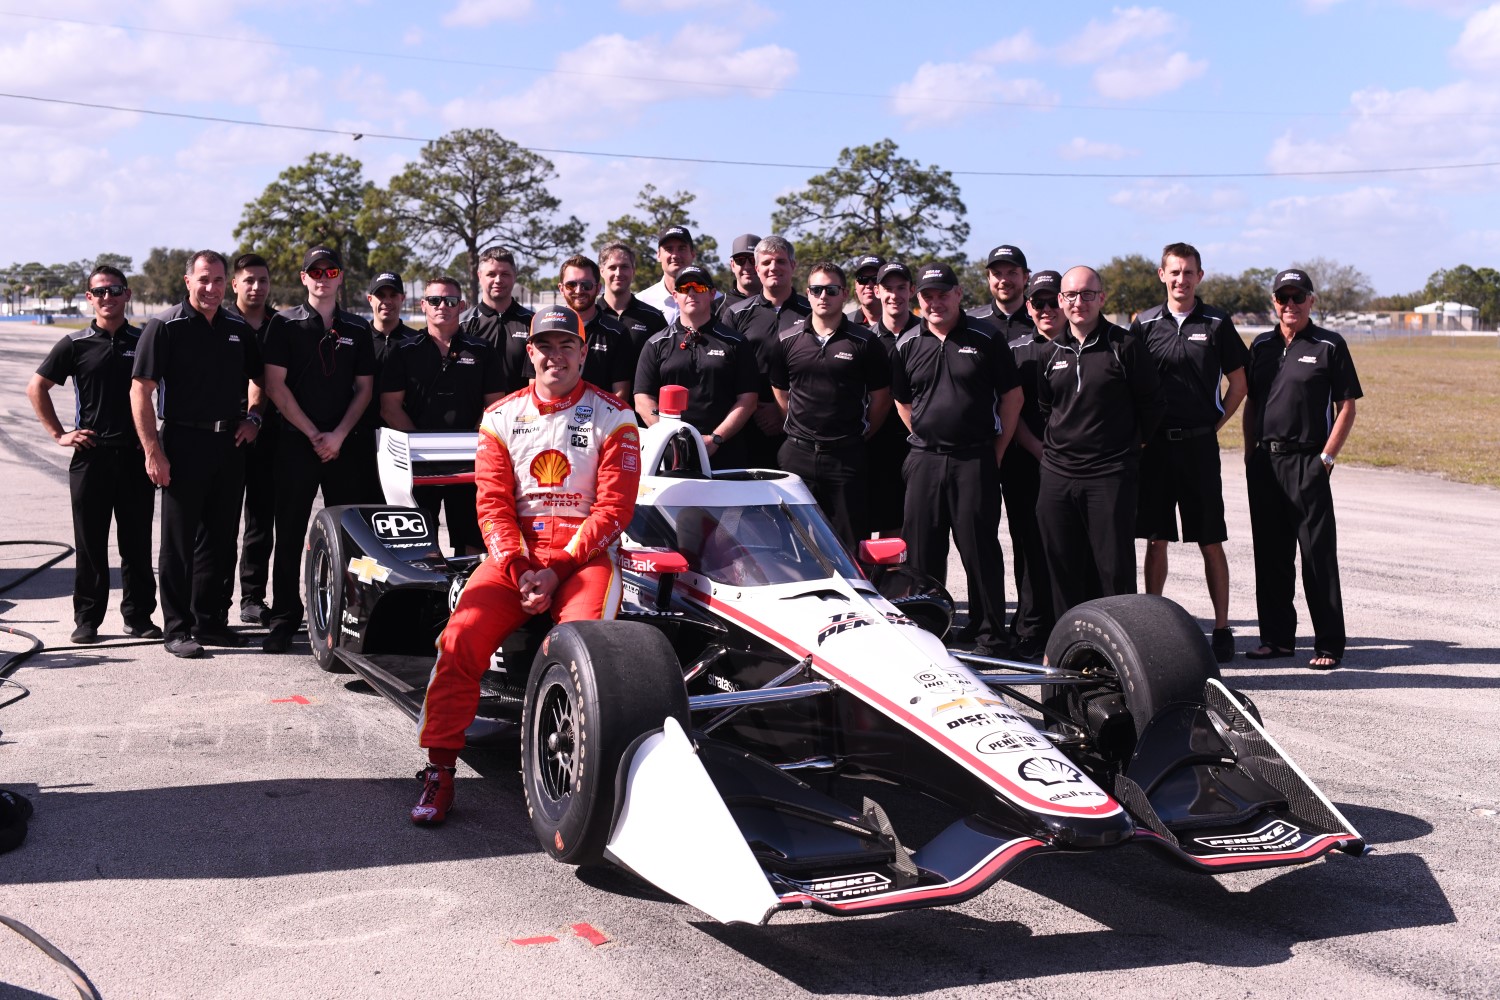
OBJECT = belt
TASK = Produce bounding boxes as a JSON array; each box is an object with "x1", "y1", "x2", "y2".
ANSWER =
[
  {"x1": 915, "y1": 443, "x2": 989, "y2": 457},
  {"x1": 166, "y1": 418, "x2": 240, "y2": 433},
  {"x1": 1160, "y1": 425, "x2": 1216, "y2": 441},
  {"x1": 1261, "y1": 440, "x2": 1320, "y2": 455},
  {"x1": 785, "y1": 434, "x2": 862, "y2": 452}
]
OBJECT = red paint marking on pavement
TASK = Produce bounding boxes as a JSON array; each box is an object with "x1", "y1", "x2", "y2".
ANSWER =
[
  {"x1": 510, "y1": 935, "x2": 559, "y2": 947},
  {"x1": 271, "y1": 695, "x2": 311, "y2": 705},
  {"x1": 572, "y1": 923, "x2": 610, "y2": 947}
]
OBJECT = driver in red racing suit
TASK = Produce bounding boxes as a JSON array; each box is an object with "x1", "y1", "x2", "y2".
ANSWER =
[{"x1": 412, "y1": 304, "x2": 641, "y2": 823}]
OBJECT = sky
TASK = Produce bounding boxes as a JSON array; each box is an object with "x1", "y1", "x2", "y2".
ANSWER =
[{"x1": 4, "y1": 0, "x2": 1500, "y2": 296}]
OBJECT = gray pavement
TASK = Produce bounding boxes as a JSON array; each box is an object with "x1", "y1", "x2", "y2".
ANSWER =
[{"x1": 0, "y1": 320, "x2": 1497, "y2": 999}]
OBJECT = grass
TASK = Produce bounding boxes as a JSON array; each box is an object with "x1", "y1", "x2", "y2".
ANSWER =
[{"x1": 1217, "y1": 335, "x2": 1500, "y2": 488}]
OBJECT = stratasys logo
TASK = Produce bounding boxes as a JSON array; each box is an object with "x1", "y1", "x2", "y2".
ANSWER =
[{"x1": 530, "y1": 449, "x2": 572, "y2": 486}]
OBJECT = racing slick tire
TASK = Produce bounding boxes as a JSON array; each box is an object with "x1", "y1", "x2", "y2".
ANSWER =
[
  {"x1": 1043, "y1": 595, "x2": 1220, "y2": 750},
  {"x1": 304, "y1": 509, "x2": 351, "y2": 673},
  {"x1": 521, "y1": 621, "x2": 690, "y2": 866}
]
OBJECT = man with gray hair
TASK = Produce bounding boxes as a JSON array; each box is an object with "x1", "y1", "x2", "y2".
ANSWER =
[{"x1": 725, "y1": 235, "x2": 810, "y2": 467}]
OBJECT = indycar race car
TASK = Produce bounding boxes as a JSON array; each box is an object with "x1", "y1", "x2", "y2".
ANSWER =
[{"x1": 304, "y1": 387, "x2": 1365, "y2": 925}]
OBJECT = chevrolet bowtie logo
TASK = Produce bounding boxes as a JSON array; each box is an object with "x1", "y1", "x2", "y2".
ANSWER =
[{"x1": 348, "y1": 556, "x2": 391, "y2": 584}]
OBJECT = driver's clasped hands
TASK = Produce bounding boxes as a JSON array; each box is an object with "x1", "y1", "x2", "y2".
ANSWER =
[{"x1": 517, "y1": 567, "x2": 559, "y2": 614}]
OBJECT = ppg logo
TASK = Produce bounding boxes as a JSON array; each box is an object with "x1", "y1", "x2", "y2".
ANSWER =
[{"x1": 371, "y1": 510, "x2": 430, "y2": 540}]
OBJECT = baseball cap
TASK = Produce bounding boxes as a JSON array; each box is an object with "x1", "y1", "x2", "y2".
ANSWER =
[
  {"x1": 730, "y1": 233, "x2": 761, "y2": 258},
  {"x1": 985, "y1": 244, "x2": 1028, "y2": 270},
  {"x1": 876, "y1": 261, "x2": 912, "y2": 284},
  {"x1": 367, "y1": 271, "x2": 403, "y2": 295},
  {"x1": 853, "y1": 254, "x2": 885, "y2": 276},
  {"x1": 673, "y1": 264, "x2": 716, "y2": 290},
  {"x1": 1026, "y1": 270, "x2": 1062, "y2": 299},
  {"x1": 913, "y1": 263, "x2": 959, "y2": 293},
  {"x1": 657, "y1": 225, "x2": 694, "y2": 247},
  {"x1": 1272, "y1": 269, "x2": 1315, "y2": 294},
  {"x1": 302, "y1": 246, "x2": 341, "y2": 271},
  {"x1": 528, "y1": 304, "x2": 586, "y2": 342}
]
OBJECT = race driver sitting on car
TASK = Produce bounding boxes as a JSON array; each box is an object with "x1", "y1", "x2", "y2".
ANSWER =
[{"x1": 412, "y1": 303, "x2": 641, "y2": 824}]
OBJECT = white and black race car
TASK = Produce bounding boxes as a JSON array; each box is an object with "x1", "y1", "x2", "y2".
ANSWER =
[{"x1": 303, "y1": 388, "x2": 1365, "y2": 925}]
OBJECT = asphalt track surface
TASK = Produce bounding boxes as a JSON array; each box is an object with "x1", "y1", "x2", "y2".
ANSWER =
[{"x1": 0, "y1": 320, "x2": 1496, "y2": 999}]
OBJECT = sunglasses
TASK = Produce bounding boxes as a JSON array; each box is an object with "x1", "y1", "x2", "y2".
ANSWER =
[
  {"x1": 562, "y1": 280, "x2": 597, "y2": 292},
  {"x1": 855, "y1": 275, "x2": 879, "y2": 286},
  {"x1": 676, "y1": 282, "x2": 712, "y2": 295},
  {"x1": 1274, "y1": 289, "x2": 1310, "y2": 305},
  {"x1": 88, "y1": 284, "x2": 128, "y2": 298},
  {"x1": 1029, "y1": 295, "x2": 1059, "y2": 311},
  {"x1": 807, "y1": 284, "x2": 845, "y2": 297},
  {"x1": 423, "y1": 294, "x2": 460, "y2": 308},
  {"x1": 305, "y1": 267, "x2": 341, "y2": 280},
  {"x1": 1061, "y1": 290, "x2": 1102, "y2": 303}
]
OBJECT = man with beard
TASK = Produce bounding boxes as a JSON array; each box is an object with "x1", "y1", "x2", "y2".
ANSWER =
[
  {"x1": 967, "y1": 244, "x2": 1035, "y2": 342},
  {"x1": 222, "y1": 252, "x2": 276, "y2": 627},
  {"x1": 722, "y1": 233, "x2": 763, "y2": 309},
  {"x1": 527, "y1": 255, "x2": 633, "y2": 399}
]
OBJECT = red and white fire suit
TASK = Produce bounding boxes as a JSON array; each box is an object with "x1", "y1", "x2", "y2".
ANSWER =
[{"x1": 418, "y1": 380, "x2": 641, "y2": 752}]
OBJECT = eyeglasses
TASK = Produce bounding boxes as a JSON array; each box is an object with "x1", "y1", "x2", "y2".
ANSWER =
[
  {"x1": 88, "y1": 284, "x2": 128, "y2": 298},
  {"x1": 1030, "y1": 295, "x2": 1059, "y2": 311},
  {"x1": 807, "y1": 284, "x2": 845, "y2": 297},
  {"x1": 423, "y1": 295, "x2": 460, "y2": 308},
  {"x1": 676, "y1": 282, "x2": 711, "y2": 295},
  {"x1": 1274, "y1": 289, "x2": 1310, "y2": 305},
  {"x1": 855, "y1": 275, "x2": 879, "y2": 286},
  {"x1": 1060, "y1": 289, "x2": 1102, "y2": 303},
  {"x1": 305, "y1": 267, "x2": 341, "y2": 280},
  {"x1": 562, "y1": 280, "x2": 597, "y2": 292}
]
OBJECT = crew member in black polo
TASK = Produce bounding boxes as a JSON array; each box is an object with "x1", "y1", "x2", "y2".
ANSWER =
[
  {"x1": 865, "y1": 262, "x2": 920, "y2": 537},
  {"x1": 1036, "y1": 266, "x2": 1165, "y2": 617},
  {"x1": 29, "y1": 265, "x2": 159, "y2": 643},
  {"x1": 355, "y1": 270, "x2": 418, "y2": 500},
  {"x1": 526, "y1": 255, "x2": 633, "y2": 398},
  {"x1": 597, "y1": 241, "x2": 668, "y2": 374},
  {"x1": 1243, "y1": 269, "x2": 1362, "y2": 670},
  {"x1": 1003, "y1": 271, "x2": 1065, "y2": 658},
  {"x1": 722, "y1": 233, "x2": 763, "y2": 310},
  {"x1": 967, "y1": 244, "x2": 1036, "y2": 342},
  {"x1": 890, "y1": 263, "x2": 1022, "y2": 657},
  {"x1": 260, "y1": 247, "x2": 376, "y2": 652},
  {"x1": 1131, "y1": 243, "x2": 1250, "y2": 663},
  {"x1": 381, "y1": 275, "x2": 504, "y2": 554},
  {"x1": 725, "y1": 235, "x2": 811, "y2": 468},
  {"x1": 222, "y1": 252, "x2": 277, "y2": 627},
  {"x1": 460, "y1": 246, "x2": 533, "y2": 392},
  {"x1": 846, "y1": 254, "x2": 884, "y2": 326},
  {"x1": 634, "y1": 264, "x2": 758, "y2": 469},
  {"x1": 131, "y1": 250, "x2": 265, "y2": 659}
]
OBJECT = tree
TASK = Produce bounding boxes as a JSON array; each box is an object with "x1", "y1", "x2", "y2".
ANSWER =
[
  {"x1": 135, "y1": 248, "x2": 195, "y2": 305},
  {"x1": 771, "y1": 139, "x2": 969, "y2": 275},
  {"x1": 1291, "y1": 257, "x2": 1373, "y2": 319},
  {"x1": 1199, "y1": 266, "x2": 1278, "y2": 318},
  {"x1": 366, "y1": 128, "x2": 584, "y2": 303},
  {"x1": 591, "y1": 184, "x2": 723, "y2": 290},
  {"x1": 234, "y1": 152, "x2": 375, "y2": 307},
  {"x1": 94, "y1": 253, "x2": 133, "y2": 276},
  {"x1": 1096, "y1": 254, "x2": 1161, "y2": 319},
  {"x1": 1424, "y1": 264, "x2": 1500, "y2": 326}
]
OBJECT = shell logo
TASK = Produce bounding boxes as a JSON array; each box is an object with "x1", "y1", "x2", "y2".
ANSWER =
[{"x1": 530, "y1": 449, "x2": 572, "y2": 487}]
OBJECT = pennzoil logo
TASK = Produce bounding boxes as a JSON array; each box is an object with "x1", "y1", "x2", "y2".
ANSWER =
[
  {"x1": 530, "y1": 449, "x2": 572, "y2": 486},
  {"x1": 817, "y1": 612, "x2": 875, "y2": 644}
]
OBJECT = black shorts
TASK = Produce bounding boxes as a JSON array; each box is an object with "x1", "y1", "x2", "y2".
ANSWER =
[{"x1": 1135, "y1": 432, "x2": 1227, "y2": 544}]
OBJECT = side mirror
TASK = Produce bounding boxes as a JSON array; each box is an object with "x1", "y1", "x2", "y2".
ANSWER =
[
  {"x1": 619, "y1": 547, "x2": 689, "y2": 611},
  {"x1": 858, "y1": 538, "x2": 908, "y2": 566}
]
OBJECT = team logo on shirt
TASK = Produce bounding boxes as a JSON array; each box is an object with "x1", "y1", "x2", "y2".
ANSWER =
[
  {"x1": 708, "y1": 348, "x2": 726, "y2": 357},
  {"x1": 337, "y1": 337, "x2": 354, "y2": 346},
  {"x1": 1298, "y1": 355, "x2": 1317, "y2": 363},
  {"x1": 530, "y1": 449, "x2": 572, "y2": 487},
  {"x1": 834, "y1": 351, "x2": 854, "y2": 360}
]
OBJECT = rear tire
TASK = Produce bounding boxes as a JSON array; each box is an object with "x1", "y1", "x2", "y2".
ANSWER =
[
  {"x1": 304, "y1": 510, "x2": 349, "y2": 673},
  {"x1": 521, "y1": 621, "x2": 689, "y2": 865}
]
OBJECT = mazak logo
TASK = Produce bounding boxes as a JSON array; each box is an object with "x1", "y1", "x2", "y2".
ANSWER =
[
  {"x1": 530, "y1": 449, "x2": 572, "y2": 486},
  {"x1": 817, "y1": 612, "x2": 874, "y2": 645},
  {"x1": 371, "y1": 510, "x2": 429, "y2": 541}
]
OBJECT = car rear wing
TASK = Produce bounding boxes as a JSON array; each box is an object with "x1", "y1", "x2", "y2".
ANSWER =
[{"x1": 375, "y1": 429, "x2": 480, "y2": 507}]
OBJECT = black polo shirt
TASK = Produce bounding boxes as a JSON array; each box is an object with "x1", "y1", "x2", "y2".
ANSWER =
[
  {"x1": 634, "y1": 319, "x2": 759, "y2": 433},
  {"x1": 767, "y1": 317, "x2": 891, "y2": 442},
  {"x1": 598, "y1": 294, "x2": 667, "y2": 373},
  {"x1": 725, "y1": 292, "x2": 813, "y2": 401},
  {"x1": 1037, "y1": 320, "x2": 1165, "y2": 478},
  {"x1": 381, "y1": 330, "x2": 503, "y2": 431},
  {"x1": 722, "y1": 286, "x2": 753, "y2": 310},
  {"x1": 1246, "y1": 322, "x2": 1362, "y2": 447},
  {"x1": 461, "y1": 298, "x2": 534, "y2": 393},
  {"x1": 133, "y1": 300, "x2": 263, "y2": 423},
  {"x1": 1008, "y1": 329, "x2": 1055, "y2": 442},
  {"x1": 890, "y1": 316, "x2": 1020, "y2": 452},
  {"x1": 968, "y1": 300, "x2": 1036, "y2": 342},
  {"x1": 1131, "y1": 299, "x2": 1249, "y2": 429},
  {"x1": 37, "y1": 322, "x2": 143, "y2": 446},
  {"x1": 360, "y1": 322, "x2": 419, "y2": 430},
  {"x1": 521, "y1": 311, "x2": 635, "y2": 392},
  {"x1": 262, "y1": 304, "x2": 377, "y2": 432}
]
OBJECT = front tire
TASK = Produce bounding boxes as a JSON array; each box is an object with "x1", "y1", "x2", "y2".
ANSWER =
[
  {"x1": 521, "y1": 621, "x2": 689, "y2": 865},
  {"x1": 304, "y1": 510, "x2": 349, "y2": 673}
]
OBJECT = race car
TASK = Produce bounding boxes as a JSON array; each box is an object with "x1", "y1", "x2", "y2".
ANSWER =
[{"x1": 304, "y1": 386, "x2": 1365, "y2": 925}]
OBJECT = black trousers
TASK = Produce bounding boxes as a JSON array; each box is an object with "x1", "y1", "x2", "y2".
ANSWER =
[
  {"x1": 345, "y1": 426, "x2": 384, "y2": 504},
  {"x1": 778, "y1": 438, "x2": 867, "y2": 554},
  {"x1": 1246, "y1": 448, "x2": 1346, "y2": 656},
  {"x1": 69, "y1": 445, "x2": 156, "y2": 629},
  {"x1": 902, "y1": 448, "x2": 1007, "y2": 648},
  {"x1": 1036, "y1": 467, "x2": 1138, "y2": 618},
  {"x1": 268, "y1": 429, "x2": 365, "y2": 631},
  {"x1": 1000, "y1": 451, "x2": 1052, "y2": 643},
  {"x1": 159, "y1": 426, "x2": 246, "y2": 639},
  {"x1": 414, "y1": 483, "x2": 481, "y2": 552},
  {"x1": 741, "y1": 420, "x2": 785, "y2": 471},
  {"x1": 866, "y1": 417, "x2": 909, "y2": 537},
  {"x1": 237, "y1": 417, "x2": 280, "y2": 611}
]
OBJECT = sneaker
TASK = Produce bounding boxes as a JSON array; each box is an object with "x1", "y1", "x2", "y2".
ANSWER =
[
  {"x1": 163, "y1": 635, "x2": 204, "y2": 659},
  {"x1": 193, "y1": 628, "x2": 246, "y2": 648},
  {"x1": 411, "y1": 765, "x2": 456, "y2": 825},
  {"x1": 240, "y1": 602, "x2": 270, "y2": 626},
  {"x1": 262, "y1": 628, "x2": 294, "y2": 654},
  {"x1": 124, "y1": 621, "x2": 164, "y2": 639},
  {"x1": 69, "y1": 623, "x2": 100, "y2": 644},
  {"x1": 1211, "y1": 626, "x2": 1235, "y2": 664}
]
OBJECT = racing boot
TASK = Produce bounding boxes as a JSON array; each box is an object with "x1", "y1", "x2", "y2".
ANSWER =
[{"x1": 411, "y1": 764, "x2": 456, "y2": 825}]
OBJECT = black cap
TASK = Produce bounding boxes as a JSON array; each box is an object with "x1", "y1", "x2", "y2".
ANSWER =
[
  {"x1": 876, "y1": 261, "x2": 912, "y2": 284},
  {"x1": 1026, "y1": 270, "x2": 1062, "y2": 299},
  {"x1": 657, "y1": 225, "x2": 694, "y2": 247},
  {"x1": 853, "y1": 254, "x2": 885, "y2": 276},
  {"x1": 913, "y1": 263, "x2": 959, "y2": 293},
  {"x1": 674, "y1": 264, "x2": 716, "y2": 290},
  {"x1": 1272, "y1": 269, "x2": 1315, "y2": 294},
  {"x1": 528, "y1": 304, "x2": 585, "y2": 342},
  {"x1": 985, "y1": 244, "x2": 1028, "y2": 270},
  {"x1": 367, "y1": 271, "x2": 403, "y2": 295},
  {"x1": 730, "y1": 233, "x2": 761, "y2": 258},
  {"x1": 302, "y1": 246, "x2": 341, "y2": 271}
]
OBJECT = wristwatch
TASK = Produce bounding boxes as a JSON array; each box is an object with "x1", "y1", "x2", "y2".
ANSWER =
[
  {"x1": 245, "y1": 411, "x2": 263, "y2": 428},
  {"x1": 710, "y1": 433, "x2": 724, "y2": 446},
  {"x1": 1319, "y1": 452, "x2": 1335, "y2": 469}
]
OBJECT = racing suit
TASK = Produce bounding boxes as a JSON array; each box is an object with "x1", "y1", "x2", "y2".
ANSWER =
[{"x1": 417, "y1": 381, "x2": 641, "y2": 753}]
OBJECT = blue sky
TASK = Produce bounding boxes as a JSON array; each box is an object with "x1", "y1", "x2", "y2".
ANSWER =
[{"x1": 4, "y1": 0, "x2": 1499, "y2": 295}]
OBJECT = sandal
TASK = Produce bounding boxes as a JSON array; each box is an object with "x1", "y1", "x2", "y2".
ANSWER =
[
  {"x1": 1308, "y1": 651, "x2": 1342, "y2": 670},
  {"x1": 1245, "y1": 645, "x2": 1293, "y2": 660}
]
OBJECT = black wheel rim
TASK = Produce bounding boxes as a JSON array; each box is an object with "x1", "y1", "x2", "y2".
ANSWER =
[
  {"x1": 536, "y1": 677, "x2": 578, "y2": 802},
  {"x1": 311, "y1": 541, "x2": 332, "y2": 637}
]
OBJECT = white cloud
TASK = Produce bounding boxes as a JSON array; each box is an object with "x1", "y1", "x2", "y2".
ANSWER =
[
  {"x1": 1452, "y1": 2, "x2": 1500, "y2": 71},
  {"x1": 441, "y1": 0, "x2": 533, "y2": 28},
  {"x1": 402, "y1": 26, "x2": 424, "y2": 47},
  {"x1": 1093, "y1": 51, "x2": 1208, "y2": 100},
  {"x1": 1058, "y1": 137, "x2": 1137, "y2": 160},
  {"x1": 1109, "y1": 181, "x2": 1245, "y2": 222},
  {"x1": 890, "y1": 63, "x2": 1055, "y2": 125},
  {"x1": 1060, "y1": 6, "x2": 1178, "y2": 65},
  {"x1": 975, "y1": 30, "x2": 1044, "y2": 63},
  {"x1": 1241, "y1": 187, "x2": 1434, "y2": 253}
]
